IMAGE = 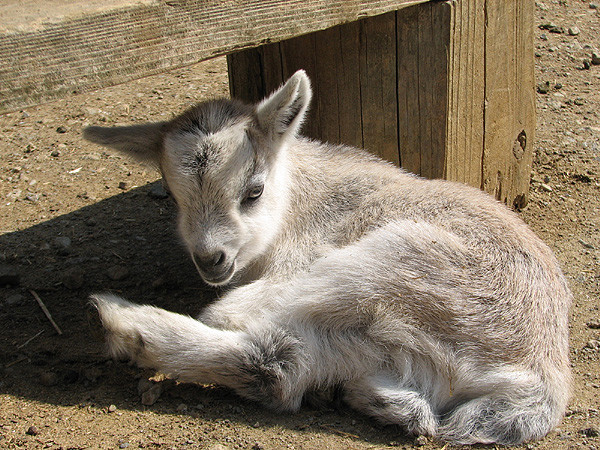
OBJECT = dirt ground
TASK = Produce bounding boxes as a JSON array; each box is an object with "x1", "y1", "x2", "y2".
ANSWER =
[{"x1": 1, "y1": 1, "x2": 599, "y2": 449}]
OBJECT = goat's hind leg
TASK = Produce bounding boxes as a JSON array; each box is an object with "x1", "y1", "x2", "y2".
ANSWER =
[
  {"x1": 91, "y1": 293, "x2": 307, "y2": 411},
  {"x1": 343, "y1": 374, "x2": 438, "y2": 437},
  {"x1": 437, "y1": 374, "x2": 563, "y2": 445}
]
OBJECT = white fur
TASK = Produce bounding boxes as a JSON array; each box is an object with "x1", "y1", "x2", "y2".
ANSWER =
[{"x1": 84, "y1": 70, "x2": 572, "y2": 445}]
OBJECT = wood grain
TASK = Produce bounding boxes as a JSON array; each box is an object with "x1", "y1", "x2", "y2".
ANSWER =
[
  {"x1": 482, "y1": 0, "x2": 535, "y2": 208},
  {"x1": 0, "y1": 0, "x2": 428, "y2": 112},
  {"x1": 225, "y1": 0, "x2": 535, "y2": 208},
  {"x1": 444, "y1": 0, "x2": 485, "y2": 187},
  {"x1": 359, "y1": 12, "x2": 399, "y2": 164},
  {"x1": 396, "y1": 1, "x2": 453, "y2": 180}
]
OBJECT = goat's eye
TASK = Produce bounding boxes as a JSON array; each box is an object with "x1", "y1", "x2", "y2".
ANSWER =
[{"x1": 244, "y1": 185, "x2": 264, "y2": 203}]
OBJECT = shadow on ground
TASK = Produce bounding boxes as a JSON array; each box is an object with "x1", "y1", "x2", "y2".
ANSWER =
[{"x1": 0, "y1": 183, "x2": 417, "y2": 447}]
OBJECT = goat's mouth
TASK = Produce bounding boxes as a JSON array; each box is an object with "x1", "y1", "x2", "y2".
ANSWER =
[{"x1": 191, "y1": 255, "x2": 236, "y2": 286}]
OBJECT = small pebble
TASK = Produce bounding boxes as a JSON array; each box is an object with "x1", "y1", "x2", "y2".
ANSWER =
[
  {"x1": 5, "y1": 294, "x2": 24, "y2": 305},
  {"x1": 587, "y1": 320, "x2": 600, "y2": 329},
  {"x1": 137, "y1": 377, "x2": 154, "y2": 395},
  {"x1": 108, "y1": 404, "x2": 117, "y2": 413},
  {"x1": 414, "y1": 435, "x2": 429, "y2": 446},
  {"x1": 152, "y1": 275, "x2": 168, "y2": 289},
  {"x1": 148, "y1": 183, "x2": 169, "y2": 199},
  {"x1": 207, "y1": 445, "x2": 231, "y2": 450},
  {"x1": 582, "y1": 426, "x2": 600, "y2": 437},
  {"x1": 54, "y1": 236, "x2": 71, "y2": 249},
  {"x1": 50, "y1": 150, "x2": 60, "y2": 157},
  {"x1": 539, "y1": 23, "x2": 564, "y2": 34},
  {"x1": 141, "y1": 383, "x2": 164, "y2": 406},
  {"x1": 176, "y1": 403, "x2": 188, "y2": 412},
  {"x1": 26, "y1": 425, "x2": 39, "y2": 436},
  {"x1": 568, "y1": 26, "x2": 580, "y2": 36},
  {"x1": 118, "y1": 181, "x2": 128, "y2": 190},
  {"x1": 592, "y1": 51, "x2": 600, "y2": 65},
  {"x1": 537, "y1": 81, "x2": 551, "y2": 94},
  {"x1": 63, "y1": 267, "x2": 85, "y2": 290},
  {"x1": 53, "y1": 236, "x2": 72, "y2": 256},
  {"x1": 56, "y1": 126, "x2": 67, "y2": 133},
  {"x1": 585, "y1": 339, "x2": 600, "y2": 350}
]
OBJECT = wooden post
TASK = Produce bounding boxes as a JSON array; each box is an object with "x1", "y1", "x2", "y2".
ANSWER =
[
  {"x1": 481, "y1": 1, "x2": 535, "y2": 209},
  {"x1": 228, "y1": 0, "x2": 535, "y2": 209}
]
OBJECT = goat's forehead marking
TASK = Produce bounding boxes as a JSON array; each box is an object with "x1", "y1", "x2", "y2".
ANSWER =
[
  {"x1": 162, "y1": 125, "x2": 258, "y2": 201},
  {"x1": 170, "y1": 98, "x2": 256, "y2": 135},
  {"x1": 164, "y1": 117, "x2": 251, "y2": 169}
]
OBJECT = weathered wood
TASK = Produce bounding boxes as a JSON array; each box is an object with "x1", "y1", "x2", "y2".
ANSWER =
[
  {"x1": 314, "y1": 27, "x2": 343, "y2": 145},
  {"x1": 228, "y1": 0, "x2": 535, "y2": 208},
  {"x1": 482, "y1": 1, "x2": 535, "y2": 209},
  {"x1": 444, "y1": 0, "x2": 486, "y2": 188},
  {"x1": 396, "y1": 2, "x2": 451, "y2": 179},
  {"x1": 396, "y1": 4, "x2": 422, "y2": 176},
  {"x1": 0, "y1": 0, "x2": 429, "y2": 113},
  {"x1": 335, "y1": 21, "x2": 364, "y2": 150},
  {"x1": 359, "y1": 12, "x2": 399, "y2": 164}
]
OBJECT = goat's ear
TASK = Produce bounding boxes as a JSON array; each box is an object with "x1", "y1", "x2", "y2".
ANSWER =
[
  {"x1": 255, "y1": 70, "x2": 312, "y2": 140},
  {"x1": 82, "y1": 122, "x2": 167, "y2": 165}
]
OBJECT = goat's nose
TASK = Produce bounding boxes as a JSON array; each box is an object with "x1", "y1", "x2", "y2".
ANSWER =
[
  {"x1": 190, "y1": 248, "x2": 236, "y2": 285},
  {"x1": 194, "y1": 250, "x2": 226, "y2": 269}
]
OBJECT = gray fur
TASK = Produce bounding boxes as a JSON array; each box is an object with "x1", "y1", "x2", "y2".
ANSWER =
[{"x1": 84, "y1": 70, "x2": 571, "y2": 445}]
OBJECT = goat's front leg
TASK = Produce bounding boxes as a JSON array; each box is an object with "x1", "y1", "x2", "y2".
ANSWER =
[
  {"x1": 91, "y1": 293, "x2": 307, "y2": 411},
  {"x1": 199, "y1": 279, "x2": 284, "y2": 330}
]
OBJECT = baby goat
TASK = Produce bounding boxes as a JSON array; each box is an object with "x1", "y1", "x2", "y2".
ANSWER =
[{"x1": 83, "y1": 70, "x2": 571, "y2": 445}]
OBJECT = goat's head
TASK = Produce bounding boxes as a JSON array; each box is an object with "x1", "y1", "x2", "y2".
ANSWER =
[{"x1": 84, "y1": 70, "x2": 311, "y2": 286}]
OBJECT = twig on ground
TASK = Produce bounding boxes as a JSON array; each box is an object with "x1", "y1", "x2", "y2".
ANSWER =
[
  {"x1": 6, "y1": 355, "x2": 28, "y2": 368},
  {"x1": 319, "y1": 424, "x2": 360, "y2": 439},
  {"x1": 29, "y1": 289, "x2": 63, "y2": 335},
  {"x1": 17, "y1": 330, "x2": 45, "y2": 349}
]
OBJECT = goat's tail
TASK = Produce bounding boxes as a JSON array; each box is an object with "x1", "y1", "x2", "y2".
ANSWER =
[{"x1": 437, "y1": 369, "x2": 569, "y2": 445}]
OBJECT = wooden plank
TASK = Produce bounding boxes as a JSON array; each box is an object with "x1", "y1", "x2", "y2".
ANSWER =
[
  {"x1": 481, "y1": 0, "x2": 535, "y2": 208},
  {"x1": 229, "y1": 22, "x2": 364, "y2": 148},
  {"x1": 336, "y1": 21, "x2": 364, "y2": 149},
  {"x1": 0, "y1": 0, "x2": 154, "y2": 34},
  {"x1": 396, "y1": 5, "x2": 422, "y2": 175},
  {"x1": 0, "y1": 0, "x2": 429, "y2": 113},
  {"x1": 227, "y1": 49, "x2": 265, "y2": 101},
  {"x1": 359, "y1": 12, "x2": 399, "y2": 165},
  {"x1": 416, "y1": 3, "x2": 451, "y2": 180},
  {"x1": 314, "y1": 27, "x2": 342, "y2": 145},
  {"x1": 227, "y1": 0, "x2": 534, "y2": 207},
  {"x1": 444, "y1": 0, "x2": 485, "y2": 187},
  {"x1": 396, "y1": 2, "x2": 451, "y2": 179},
  {"x1": 260, "y1": 43, "x2": 285, "y2": 96}
]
